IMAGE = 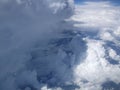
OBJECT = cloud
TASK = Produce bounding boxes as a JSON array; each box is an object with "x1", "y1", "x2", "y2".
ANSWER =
[
  {"x1": 70, "y1": 1, "x2": 120, "y2": 90},
  {"x1": 73, "y1": 38, "x2": 120, "y2": 89},
  {"x1": 0, "y1": 0, "x2": 75, "y2": 90},
  {"x1": 71, "y1": 1, "x2": 120, "y2": 28},
  {"x1": 0, "y1": 0, "x2": 120, "y2": 90}
]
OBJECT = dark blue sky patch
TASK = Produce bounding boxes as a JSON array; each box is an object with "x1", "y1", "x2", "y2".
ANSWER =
[{"x1": 74, "y1": 0, "x2": 120, "y2": 5}]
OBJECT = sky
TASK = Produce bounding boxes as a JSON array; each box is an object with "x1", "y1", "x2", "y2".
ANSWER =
[{"x1": 75, "y1": 0, "x2": 120, "y2": 5}]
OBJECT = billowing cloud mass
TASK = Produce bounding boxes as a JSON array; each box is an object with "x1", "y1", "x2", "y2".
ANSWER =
[
  {"x1": 0, "y1": 0, "x2": 120, "y2": 90},
  {"x1": 71, "y1": 1, "x2": 120, "y2": 90},
  {"x1": 0, "y1": 0, "x2": 75, "y2": 90}
]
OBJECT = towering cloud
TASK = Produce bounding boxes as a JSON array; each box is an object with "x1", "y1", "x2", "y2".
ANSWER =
[{"x1": 0, "y1": 0, "x2": 75, "y2": 90}]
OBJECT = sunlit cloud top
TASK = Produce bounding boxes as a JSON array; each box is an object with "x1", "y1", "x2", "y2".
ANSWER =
[{"x1": 71, "y1": 1, "x2": 120, "y2": 29}]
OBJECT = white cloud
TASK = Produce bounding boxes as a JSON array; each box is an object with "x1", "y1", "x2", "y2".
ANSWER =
[
  {"x1": 70, "y1": 1, "x2": 120, "y2": 90},
  {"x1": 71, "y1": 2, "x2": 120, "y2": 29},
  {"x1": 108, "y1": 48, "x2": 120, "y2": 62},
  {"x1": 73, "y1": 38, "x2": 120, "y2": 89}
]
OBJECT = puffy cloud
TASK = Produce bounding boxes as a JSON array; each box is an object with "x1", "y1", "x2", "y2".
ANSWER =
[
  {"x1": 70, "y1": 1, "x2": 120, "y2": 90},
  {"x1": 73, "y1": 39, "x2": 120, "y2": 89},
  {"x1": 108, "y1": 48, "x2": 120, "y2": 62}
]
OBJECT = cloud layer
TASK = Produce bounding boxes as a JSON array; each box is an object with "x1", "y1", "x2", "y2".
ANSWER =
[
  {"x1": 0, "y1": 0, "x2": 120, "y2": 90},
  {"x1": 70, "y1": 1, "x2": 120, "y2": 90}
]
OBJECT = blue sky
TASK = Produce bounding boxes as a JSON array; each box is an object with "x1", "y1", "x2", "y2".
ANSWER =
[{"x1": 74, "y1": 0, "x2": 120, "y2": 5}]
